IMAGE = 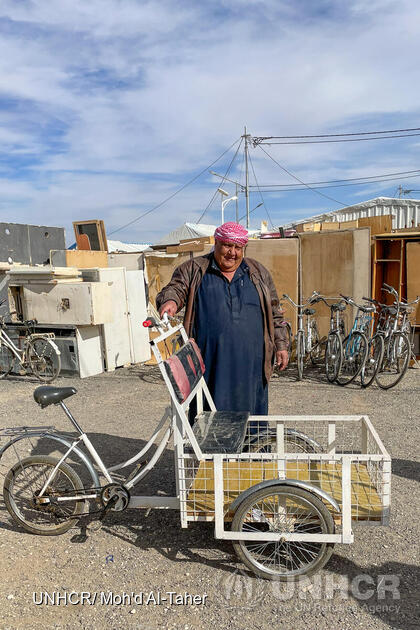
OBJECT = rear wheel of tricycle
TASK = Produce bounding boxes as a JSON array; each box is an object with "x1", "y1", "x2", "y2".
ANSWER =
[
  {"x1": 3, "y1": 455, "x2": 85, "y2": 535},
  {"x1": 232, "y1": 485, "x2": 335, "y2": 580}
]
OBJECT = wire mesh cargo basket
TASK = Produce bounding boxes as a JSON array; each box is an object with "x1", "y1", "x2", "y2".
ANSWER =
[{"x1": 179, "y1": 415, "x2": 390, "y2": 542}]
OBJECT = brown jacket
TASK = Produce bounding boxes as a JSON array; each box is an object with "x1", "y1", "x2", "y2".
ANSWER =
[{"x1": 156, "y1": 253, "x2": 288, "y2": 382}]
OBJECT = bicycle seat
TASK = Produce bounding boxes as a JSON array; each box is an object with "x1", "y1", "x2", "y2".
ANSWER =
[
  {"x1": 303, "y1": 308, "x2": 316, "y2": 315},
  {"x1": 34, "y1": 386, "x2": 77, "y2": 408},
  {"x1": 385, "y1": 306, "x2": 397, "y2": 315},
  {"x1": 359, "y1": 305, "x2": 376, "y2": 314},
  {"x1": 332, "y1": 302, "x2": 346, "y2": 312}
]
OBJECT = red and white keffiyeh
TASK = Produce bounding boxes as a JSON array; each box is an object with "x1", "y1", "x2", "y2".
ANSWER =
[{"x1": 214, "y1": 222, "x2": 248, "y2": 246}]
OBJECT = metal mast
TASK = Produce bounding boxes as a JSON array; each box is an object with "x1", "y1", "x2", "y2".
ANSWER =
[{"x1": 244, "y1": 126, "x2": 250, "y2": 228}]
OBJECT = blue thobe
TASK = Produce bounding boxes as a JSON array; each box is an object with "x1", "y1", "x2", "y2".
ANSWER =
[{"x1": 193, "y1": 256, "x2": 268, "y2": 416}]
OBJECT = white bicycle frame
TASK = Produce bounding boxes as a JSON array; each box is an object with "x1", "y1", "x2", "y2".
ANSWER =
[{"x1": 28, "y1": 316, "x2": 391, "y2": 550}]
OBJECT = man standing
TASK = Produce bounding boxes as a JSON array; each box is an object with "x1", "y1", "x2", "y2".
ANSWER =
[{"x1": 156, "y1": 222, "x2": 289, "y2": 416}]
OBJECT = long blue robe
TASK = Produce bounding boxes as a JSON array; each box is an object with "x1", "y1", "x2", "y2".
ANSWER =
[{"x1": 193, "y1": 256, "x2": 268, "y2": 416}]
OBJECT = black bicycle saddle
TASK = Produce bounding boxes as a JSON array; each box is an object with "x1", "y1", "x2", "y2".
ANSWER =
[{"x1": 34, "y1": 386, "x2": 77, "y2": 408}]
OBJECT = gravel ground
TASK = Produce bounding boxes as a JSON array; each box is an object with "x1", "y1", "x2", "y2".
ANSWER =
[{"x1": 0, "y1": 364, "x2": 419, "y2": 630}]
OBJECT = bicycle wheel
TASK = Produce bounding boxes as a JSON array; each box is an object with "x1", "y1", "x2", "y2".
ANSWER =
[
  {"x1": 28, "y1": 337, "x2": 61, "y2": 383},
  {"x1": 325, "y1": 332, "x2": 342, "y2": 382},
  {"x1": 232, "y1": 485, "x2": 335, "y2": 580},
  {"x1": 375, "y1": 332, "x2": 410, "y2": 390},
  {"x1": 361, "y1": 334, "x2": 384, "y2": 388},
  {"x1": 245, "y1": 428, "x2": 322, "y2": 454},
  {"x1": 0, "y1": 343, "x2": 15, "y2": 379},
  {"x1": 336, "y1": 331, "x2": 368, "y2": 386},
  {"x1": 3, "y1": 455, "x2": 85, "y2": 535},
  {"x1": 296, "y1": 330, "x2": 305, "y2": 381},
  {"x1": 310, "y1": 322, "x2": 322, "y2": 365}
]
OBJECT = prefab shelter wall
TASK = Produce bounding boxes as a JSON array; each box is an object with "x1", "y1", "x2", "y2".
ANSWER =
[
  {"x1": 300, "y1": 228, "x2": 371, "y2": 337},
  {"x1": 245, "y1": 239, "x2": 299, "y2": 333}
]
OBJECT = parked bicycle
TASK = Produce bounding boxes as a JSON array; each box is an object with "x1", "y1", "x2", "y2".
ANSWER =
[
  {"x1": 0, "y1": 301, "x2": 61, "y2": 382},
  {"x1": 309, "y1": 294, "x2": 345, "y2": 383},
  {"x1": 337, "y1": 295, "x2": 377, "y2": 387},
  {"x1": 282, "y1": 292, "x2": 322, "y2": 380},
  {"x1": 365, "y1": 284, "x2": 419, "y2": 389}
]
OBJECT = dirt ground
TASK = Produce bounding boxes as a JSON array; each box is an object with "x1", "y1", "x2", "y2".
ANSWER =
[{"x1": 0, "y1": 364, "x2": 419, "y2": 630}]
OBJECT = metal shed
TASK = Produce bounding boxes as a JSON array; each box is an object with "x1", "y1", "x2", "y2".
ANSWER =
[{"x1": 283, "y1": 197, "x2": 420, "y2": 231}]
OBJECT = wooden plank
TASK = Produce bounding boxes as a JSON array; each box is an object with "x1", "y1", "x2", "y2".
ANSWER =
[
  {"x1": 406, "y1": 242, "x2": 420, "y2": 324},
  {"x1": 358, "y1": 215, "x2": 392, "y2": 236},
  {"x1": 300, "y1": 229, "x2": 370, "y2": 337},
  {"x1": 65, "y1": 249, "x2": 108, "y2": 268},
  {"x1": 166, "y1": 242, "x2": 205, "y2": 254},
  {"x1": 245, "y1": 239, "x2": 299, "y2": 333},
  {"x1": 144, "y1": 253, "x2": 191, "y2": 307},
  {"x1": 180, "y1": 235, "x2": 214, "y2": 245},
  {"x1": 321, "y1": 222, "x2": 340, "y2": 231},
  {"x1": 339, "y1": 220, "x2": 359, "y2": 230}
]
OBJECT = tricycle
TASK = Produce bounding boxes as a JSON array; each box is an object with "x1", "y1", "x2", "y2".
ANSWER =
[{"x1": 0, "y1": 315, "x2": 391, "y2": 580}]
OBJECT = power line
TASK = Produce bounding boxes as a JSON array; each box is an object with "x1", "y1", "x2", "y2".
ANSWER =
[
  {"x1": 248, "y1": 168, "x2": 420, "y2": 188},
  {"x1": 254, "y1": 133, "x2": 420, "y2": 145},
  {"x1": 258, "y1": 145, "x2": 348, "y2": 207},
  {"x1": 252, "y1": 126, "x2": 420, "y2": 143},
  {"x1": 249, "y1": 173, "x2": 420, "y2": 192},
  {"x1": 197, "y1": 137, "x2": 244, "y2": 224},
  {"x1": 247, "y1": 150, "x2": 275, "y2": 229},
  {"x1": 108, "y1": 136, "x2": 242, "y2": 235}
]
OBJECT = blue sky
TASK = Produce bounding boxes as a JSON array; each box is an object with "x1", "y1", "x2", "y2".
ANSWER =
[{"x1": 0, "y1": 0, "x2": 420, "y2": 243}]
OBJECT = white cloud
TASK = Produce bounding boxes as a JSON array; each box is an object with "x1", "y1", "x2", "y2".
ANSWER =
[{"x1": 0, "y1": 0, "x2": 419, "y2": 240}]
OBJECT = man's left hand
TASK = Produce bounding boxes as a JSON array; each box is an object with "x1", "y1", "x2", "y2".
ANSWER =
[{"x1": 276, "y1": 349, "x2": 289, "y2": 371}]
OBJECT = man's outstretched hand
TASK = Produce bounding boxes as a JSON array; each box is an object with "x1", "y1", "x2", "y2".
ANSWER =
[
  {"x1": 276, "y1": 349, "x2": 289, "y2": 371},
  {"x1": 159, "y1": 300, "x2": 178, "y2": 318}
]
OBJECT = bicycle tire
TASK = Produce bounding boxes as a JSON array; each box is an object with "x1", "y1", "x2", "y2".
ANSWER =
[
  {"x1": 3, "y1": 455, "x2": 85, "y2": 535},
  {"x1": 336, "y1": 331, "x2": 368, "y2": 386},
  {"x1": 361, "y1": 333, "x2": 384, "y2": 388},
  {"x1": 375, "y1": 332, "x2": 410, "y2": 390},
  {"x1": 27, "y1": 337, "x2": 61, "y2": 383},
  {"x1": 0, "y1": 343, "x2": 15, "y2": 379},
  {"x1": 232, "y1": 485, "x2": 335, "y2": 580},
  {"x1": 296, "y1": 330, "x2": 305, "y2": 381},
  {"x1": 325, "y1": 332, "x2": 342, "y2": 382},
  {"x1": 310, "y1": 321, "x2": 322, "y2": 365}
]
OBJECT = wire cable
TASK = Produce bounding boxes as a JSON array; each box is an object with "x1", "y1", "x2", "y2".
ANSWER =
[
  {"x1": 247, "y1": 150, "x2": 275, "y2": 229},
  {"x1": 108, "y1": 137, "x2": 242, "y2": 235},
  {"x1": 248, "y1": 173, "x2": 420, "y2": 192},
  {"x1": 252, "y1": 126, "x2": 420, "y2": 141},
  {"x1": 255, "y1": 133, "x2": 420, "y2": 145},
  {"x1": 258, "y1": 145, "x2": 348, "y2": 207},
  {"x1": 248, "y1": 168, "x2": 420, "y2": 188},
  {"x1": 196, "y1": 137, "x2": 244, "y2": 224}
]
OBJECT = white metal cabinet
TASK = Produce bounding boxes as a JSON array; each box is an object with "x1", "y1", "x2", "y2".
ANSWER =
[
  {"x1": 82, "y1": 268, "x2": 131, "y2": 371},
  {"x1": 76, "y1": 326, "x2": 103, "y2": 378},
  {"x1": 125, "y1": 270, "x2": 150, "y2": 364},
  {"x1": 22, "y1": 283, "x2": 112, "y2": 325}
]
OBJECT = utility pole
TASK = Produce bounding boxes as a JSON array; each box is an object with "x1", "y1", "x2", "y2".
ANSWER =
[
  {"x1": 235, "y1": 183, "x2": 239, "y2": 223},
  {"x1": 244, "y1": 126, "x2": 250, "y2": 228}
]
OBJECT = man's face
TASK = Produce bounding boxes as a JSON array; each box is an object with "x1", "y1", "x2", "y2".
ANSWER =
[{"x1": 214, "y1": 240, "x2": 244, "y2": 272}]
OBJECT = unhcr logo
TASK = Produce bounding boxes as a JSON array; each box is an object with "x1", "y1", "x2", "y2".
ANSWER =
[{"x1": 217, "y1": 568, "x2": 266, "y2": 609}]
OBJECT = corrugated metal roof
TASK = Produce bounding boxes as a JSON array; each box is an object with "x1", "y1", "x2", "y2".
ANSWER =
[{"x1": 282, "y1": 197, "x2": 420, "y2": 230}]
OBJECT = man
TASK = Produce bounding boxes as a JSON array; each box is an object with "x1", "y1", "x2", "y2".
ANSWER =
[{"x1": 156, "y1": 222, "x2": 289, "y2": 416}]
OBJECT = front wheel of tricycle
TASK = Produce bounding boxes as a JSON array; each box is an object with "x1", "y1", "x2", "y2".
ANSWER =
[{"x1": 231, "y1": 485, "x2": 335, "y2": 580}]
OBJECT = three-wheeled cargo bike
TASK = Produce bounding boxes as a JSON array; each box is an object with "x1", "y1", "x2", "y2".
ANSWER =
[{"x1": 0, "y1": 316, "x2": 391, "y2": 580}]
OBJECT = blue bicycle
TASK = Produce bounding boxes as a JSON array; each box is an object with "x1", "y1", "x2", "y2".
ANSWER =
[{"x1": 336, "y1": 295, "x2": 370, "y2": 386}]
